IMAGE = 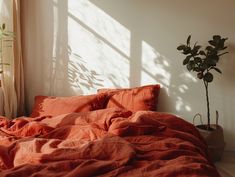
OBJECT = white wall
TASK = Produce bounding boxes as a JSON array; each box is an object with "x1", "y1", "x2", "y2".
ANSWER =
[{"x1": 21, "y1": 0, "x2": 235, "y2": 150}]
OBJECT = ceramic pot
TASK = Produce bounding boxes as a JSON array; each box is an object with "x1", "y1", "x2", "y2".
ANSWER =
[{"x1": 196, "y1": 124, "x2": 225, "y2": 161}]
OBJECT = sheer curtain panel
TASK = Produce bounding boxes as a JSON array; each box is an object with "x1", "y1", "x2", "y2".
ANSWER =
[{"x1": 0, "y1": 0, "x2": 24, "y2": 118}]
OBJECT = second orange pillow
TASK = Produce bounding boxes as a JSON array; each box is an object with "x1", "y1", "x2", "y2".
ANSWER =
[{"x1": 98, "y1": 84, "x2": 160, "y2": 112}]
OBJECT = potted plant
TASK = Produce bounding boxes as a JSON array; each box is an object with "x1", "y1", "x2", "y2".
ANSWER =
[
  {"x1": 0, "y1": 23, "x2": 14, "y2": 115},
  {"x1": 0, "y1": 23, "x2": 14, "y2": 86},
  {"x1": 177, "y1": 35, "x2": 228, "y2": 161}
]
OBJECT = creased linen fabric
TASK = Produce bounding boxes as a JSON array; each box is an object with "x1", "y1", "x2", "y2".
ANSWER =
[{"x1": 0, "y1": 109, "x2": 220, "y2": 177}]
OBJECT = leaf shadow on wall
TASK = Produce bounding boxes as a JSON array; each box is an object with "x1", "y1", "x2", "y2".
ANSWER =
[
  {"x1": 62, "y1": 0, "x2": 196, "y2": 116},
  {"x1": 66, "y1": 1, "x2": 131, "y2": 89},
  {"x1": 67, "y1": 46, "x2": 104, "y2": 91},
  {"x1": 46, "y1": 0, "x2": 104, "y2": 97},
  {"x1": 44, "y1": 0, "x2": 234, "y2": 120}
]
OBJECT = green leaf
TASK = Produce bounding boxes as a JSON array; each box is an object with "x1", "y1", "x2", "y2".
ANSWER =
[
  {"x1": 208, "y1": 40, "x2": 216, "y2": 47},
  {"x1": 183, "y1": 55, "x2": 191, "y2": 65},
  {"x1": 2, "y1": 32, "x2": 10, "y2": 36},
  {"x1": 199, "y1": 50, "x2": 206, "y2": 56},
  {"x1": 187, "y1": 64, "x2": 192, "y2": 71},
  {"x1": 1, "y1": 63, "x2": 10, "y2": 65},
  {"x1": 213, "y1": 55, "x2": 219, "y2": 61},
  {"x1": 187, "y1": 61, "x2": 195, "y2": 71},
  {"x1": 187, "y1": 35, "x2": 191, "y2": 46},
  {"x1": 206, "y1": 46, "x2": 213, "y2": 51},
  {"x1": 222, "y1": 46, "x2": 228, "y2": 50},
  {"x1": 192, "y1": 45, "x2": 201, "y2": 55},
  {"x1": 197, "y1": 72, "x2": 203, "y2": 79},
  {"x1": 194, "y1": 57, "x2": 202, "y2": 63},
  {"x1": 222, "y1": 38, "x2": 228, "y2": 44},
  {"x1": 2, "y1": 23, "x2": 5, "y2": 30},
  {"x1": 207, "y1": 59, "x2": 216, "y2": 66},
  {"x1": 177, "y1": 44, "x2": 186, "y2": 51},
  {"x1": 194, "y1": 67, "x2": 200, "y2": 72},
  {"x1": 183, "y1": 46, "x2": 191, "y2": 54},
  {"x1": 218, "y1": 52, "x2": 229, "y2": 57},
  {"x1": 211, "y1": 67, "x2": 222, "y2": 74},
  {"x1": 204, "y1": 72, "x2": 213, "y2": 82},
  {"x1": 213, "y1": 35, "x2": 221, "y2": 41},
  {"x1": 200, "y1": 63, "x2": 208, "y2": 71}
]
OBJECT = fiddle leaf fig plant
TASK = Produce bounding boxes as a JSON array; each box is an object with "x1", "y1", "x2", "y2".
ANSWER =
[
  {"x1": 0, "y1": 23, "x2": 14, "y2": 74},
  {"x1": 177, "y1": 35, "x2": 228, "y2": 130}
]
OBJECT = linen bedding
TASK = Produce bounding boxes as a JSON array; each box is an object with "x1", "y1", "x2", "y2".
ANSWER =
[{"x1": 0, "y1": 108, "x2": 220, "y2": 177}]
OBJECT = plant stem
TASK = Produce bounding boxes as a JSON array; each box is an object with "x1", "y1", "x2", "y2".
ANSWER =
[
  {"x1": 203, "y1": 80, "x2": 210, "y2": 130},
  {"x1": 0, "y1": 36, "x2": 2, "y2": 73}
]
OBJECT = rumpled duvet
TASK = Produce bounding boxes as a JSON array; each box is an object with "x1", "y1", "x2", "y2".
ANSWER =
[{"x1": 0, "y1": 108, "x2": 220, "y2": 177}]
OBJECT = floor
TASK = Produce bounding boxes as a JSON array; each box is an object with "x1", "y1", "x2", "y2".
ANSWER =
[{"x1": 215, "y1": 151, "x2": 235, "y2": 177}]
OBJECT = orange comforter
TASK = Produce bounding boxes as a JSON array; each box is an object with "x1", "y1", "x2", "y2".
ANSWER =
[{"x1": 0, "y1": 108, "x2": 220, "y2": 177}]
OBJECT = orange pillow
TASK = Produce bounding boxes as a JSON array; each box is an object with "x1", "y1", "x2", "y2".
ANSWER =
[
  {"x1": 98, "y1": 84, "x2": 160, "y2": 112},
  {"x1": 30, "y1": 93, "x2": 108, "y2": 117}
]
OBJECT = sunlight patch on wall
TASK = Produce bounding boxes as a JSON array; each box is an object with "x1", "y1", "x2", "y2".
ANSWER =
[
  {"x1": 178, "y1": 84, "x2": 188, "y2": 93},
  {"x1": 175, "y1": 96, "x2": 191, "y2": 112},
  {"x1": 179, "y1": 71, "x2": 198, "y2": 83},
  {"x1": 141, "y1": 41, "x2": 171, "y2": 93},
  {"x1": 67, "y1": 51, "x2": 104, "y2": 94},
  {"x1": 68, "y1": 0, "x2": 130, "y2": 57},
  {"x1": 67, "y1": 0, "x2": 130, "y2": 93}
]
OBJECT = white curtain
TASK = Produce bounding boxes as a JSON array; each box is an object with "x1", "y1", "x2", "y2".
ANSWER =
[{"x1": 0, "y1": 0, "x2": 17, "y2": 118}]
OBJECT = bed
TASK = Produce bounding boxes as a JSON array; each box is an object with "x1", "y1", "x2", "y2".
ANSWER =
[{"x1": 0, "y1": 85, "x2": 220, "y2": 177}]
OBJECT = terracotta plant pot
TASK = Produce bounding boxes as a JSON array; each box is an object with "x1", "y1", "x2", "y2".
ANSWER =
[{"x1": 196, "y1": 124, "x2": 225, "y2": 161}]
